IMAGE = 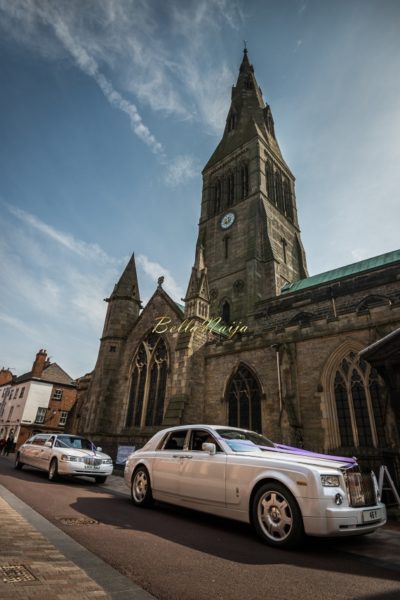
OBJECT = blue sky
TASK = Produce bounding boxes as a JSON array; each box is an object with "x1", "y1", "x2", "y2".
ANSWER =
[{"x1": 1, "y1": 0, "x2": 399, "y2": 379}]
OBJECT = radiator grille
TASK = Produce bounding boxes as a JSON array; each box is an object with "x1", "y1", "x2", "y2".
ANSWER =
[
  {"x1": 342, "y1": 467, "x2": 377, "y2": 507},
  {"x1": 83, "y1": 457, "x2": 102, "y2": 466}
]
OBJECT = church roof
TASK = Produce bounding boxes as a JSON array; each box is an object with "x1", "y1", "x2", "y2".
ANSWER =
[{"x1": 281, "y1": 249, "x2": 400, "y2": 294}]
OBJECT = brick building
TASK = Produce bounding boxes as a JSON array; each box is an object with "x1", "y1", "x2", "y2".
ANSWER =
[
  {"x1": 0, "y1": 349, "x2": 77, "y2": 448},
  {"x1": 69, "y1": 49, "x2": 400, "y2": 483}
]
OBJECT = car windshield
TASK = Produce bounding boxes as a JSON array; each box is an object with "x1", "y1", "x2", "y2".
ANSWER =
[
  {"x1": 56, "y1": 435, "x2": 95, "y2": 450},
  {"x1": 216, "y1": 428, "x2": 275, "y2": 452}
]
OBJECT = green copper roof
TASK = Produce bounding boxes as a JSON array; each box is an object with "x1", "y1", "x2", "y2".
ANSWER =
[{"x1": 281, "y1": 249, "x2": 400, "y2": 294}]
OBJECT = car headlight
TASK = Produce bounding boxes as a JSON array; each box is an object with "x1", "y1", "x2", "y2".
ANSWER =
[
  {"x1": 321, "y1": 474, "x2": 340, "y2": 487},
  {"x1": 102, "y1": 459, "x2": 113, "y2": 465},
  {"x1": 60, "y1": 454, "x2": 80, "y2": 462}
]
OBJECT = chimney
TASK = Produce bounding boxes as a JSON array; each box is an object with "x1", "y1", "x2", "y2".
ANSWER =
[
  {"x1": 32, "y1": 349, "x2": 47, "y2": 378},
  {"x1": 0, "y1": 368, "x2": 13, "y2": 385}
]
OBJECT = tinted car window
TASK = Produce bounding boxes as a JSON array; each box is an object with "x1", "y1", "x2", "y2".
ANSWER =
[
  {"x1": 163, "y1": 431, "x2": 187, "y2": 450},
  {"x1": 55, "y1": 436, "x2": 95, "y2": 450},
  {"x1": 31, "y1": 435, "x2": 50, "y2": 446},
  {"x1": 190, "y1": 430, "x2": 223, "y2": 453}
]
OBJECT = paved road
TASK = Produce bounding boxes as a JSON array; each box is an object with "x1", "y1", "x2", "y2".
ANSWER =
[{"x1": 1, "y1": 457, "x2": 400, "y2": 600}]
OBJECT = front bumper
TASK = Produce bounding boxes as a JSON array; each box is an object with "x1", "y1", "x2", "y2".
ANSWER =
[
  {"x1": 58, "y1": 462, "x2": 113, "y2": 477},
  {"x1": 302, "y1": 501, "x2": 387, "y2": 537}
]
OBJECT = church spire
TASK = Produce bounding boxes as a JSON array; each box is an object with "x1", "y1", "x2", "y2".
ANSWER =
[
  {"x1": 197, "y1": 47, "x2": 308, "y2": 322},
  {"x1": 102, "y1": 253, "x2": 141, "y2": 340},
  {"x1": 110, "y1": 253, "x2": 141, "y2": 305},
  {"x1": 204, "y1": 48, "x2": 282, "y2": 171},
  {"x1": 184, "y1": 245, "x2": 210, "y2": 321}
]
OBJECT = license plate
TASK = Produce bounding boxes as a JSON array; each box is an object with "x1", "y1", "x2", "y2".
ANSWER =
[
  {"x1": 362, "y1": 508, "x2": 383, "y2": 523},
  {"x1": 85, "y1": 465, "x2": 101, "y2": 470}
]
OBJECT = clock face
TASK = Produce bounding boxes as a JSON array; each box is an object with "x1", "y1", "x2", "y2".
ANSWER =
[{"x1": 220, "y1": 212, "x2": 236, "y2": 230}]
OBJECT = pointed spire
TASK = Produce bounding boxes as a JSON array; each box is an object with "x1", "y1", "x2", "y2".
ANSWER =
[
  {"x1": 109, "y1": 253, "x2": 141, "y2": 306},
  {"x1": 101, "y1": 253, "x2": 141, "y2": 340},
  {"x1": 184, "y1": 245, "x2": 210, "y2": 320},
  {"x1": 204, "y1": 46, "x2": 283, "y2": 170}
]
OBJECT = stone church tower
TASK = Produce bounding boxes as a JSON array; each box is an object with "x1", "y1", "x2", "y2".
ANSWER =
[
  {"x1": 70, "y1": 48, "x2": 400, "y2": 488},
  {"x1": 198, "y1": 48, "x2": 307, "y2": 324}
]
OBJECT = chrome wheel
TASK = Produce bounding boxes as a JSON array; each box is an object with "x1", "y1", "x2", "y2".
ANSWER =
[
  {"x1": 252, "y1": 482, "x2": 303, "y2": 548},
  {"x1": 131, "y1": 466, "x2": 153, "y2": 507},
  {"x1": 258, "y1": 490, "x2": 293, "y2": 542}
]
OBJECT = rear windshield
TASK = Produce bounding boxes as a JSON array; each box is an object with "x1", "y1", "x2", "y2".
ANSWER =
[
  {"x1": 217, "y1": 428, "x2": 274, "y2": 452},
  {"x1": 55, "y1": 435, "x2": 95, "y2": 450}
]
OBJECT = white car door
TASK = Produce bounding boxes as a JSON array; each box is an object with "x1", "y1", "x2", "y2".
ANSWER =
[
  {"x1": 37, "y1": 435, "x2": 54, "y2": 470},
  {"x1": 25, "y1": 435, "x2": 48, "y2": 468},
  {"x1": 151, "y1": 429, "x2": 188, "y2": 497},
  {"x1": 179, "y1": 429, "x2": 227, "y2": 506}
]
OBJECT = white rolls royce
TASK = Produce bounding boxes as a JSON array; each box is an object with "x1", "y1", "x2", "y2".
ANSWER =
[{"x1": 124, "y1": 424, "x2": 386, "y2": 549}]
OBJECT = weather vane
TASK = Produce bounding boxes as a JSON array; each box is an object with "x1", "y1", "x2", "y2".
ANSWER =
[{"x1": 243, "y1": 40, "x2": 248, "y2": 53}]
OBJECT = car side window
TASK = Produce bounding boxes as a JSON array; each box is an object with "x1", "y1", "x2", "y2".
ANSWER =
[
  {"x1": 32, "y1": 435, "x2": 49, "y2": 446},
  {"x1": 163, "y1": 431, "x2": 187, "y2": 450},
  {"x1": 190, "y1": 430, "x2": 223, "y2": 453}
]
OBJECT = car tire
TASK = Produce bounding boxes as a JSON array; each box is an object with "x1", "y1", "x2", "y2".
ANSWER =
[
  {"x1": 15, "y1": 453, "x2": 24, "y2": 470},
  {"x1": 251, "y1": 481, "x2": 303, "y2": 549},
  {"x1": 48, "y1": 458, "x2": 59, "y2": 481},
  {"x1": 94, "y1": 476, "x2": 107, "y2": 484},
  {"x1": 131, "y1": 466, "x2": 153, "y2": 507}
]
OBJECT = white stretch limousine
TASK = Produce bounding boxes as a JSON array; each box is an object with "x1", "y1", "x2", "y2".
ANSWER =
[
  {"x1": 124, "y1": 424, "x2": 386, "y2": 549},
  {"x1": 16, "y1": 433, "x2": 113, "y2": 483}
]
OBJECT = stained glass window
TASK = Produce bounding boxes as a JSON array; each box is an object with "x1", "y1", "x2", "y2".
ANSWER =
[
  {"x1": 227, "y1": 365, "x2": 262, "y2": 432},
  {"x1": 126, "y1": 334, "x2": 169, "y2": 428},
  {"x1": 332, "y1": 351, "x2": 388, "y2": 448}
]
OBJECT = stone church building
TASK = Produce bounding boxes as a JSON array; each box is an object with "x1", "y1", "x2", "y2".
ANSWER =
[{"x1": 70, "y1": 50, "x2": 400, "y2": 483}]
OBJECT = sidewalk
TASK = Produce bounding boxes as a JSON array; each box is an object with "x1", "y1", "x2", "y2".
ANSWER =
[{"x1": 0, "y1": 481, "x2": 155, "y2": 600}]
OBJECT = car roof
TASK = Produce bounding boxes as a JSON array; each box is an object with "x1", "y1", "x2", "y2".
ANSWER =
[{"x1": 162, "y1": 424, "x2": 254, "y2": 433}]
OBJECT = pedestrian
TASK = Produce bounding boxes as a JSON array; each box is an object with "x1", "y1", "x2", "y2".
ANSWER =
[{"x1": 4, "y1": 434, "x2": 14, "y2": 456}]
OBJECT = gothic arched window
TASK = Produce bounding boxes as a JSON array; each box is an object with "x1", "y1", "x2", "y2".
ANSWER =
[
  {"x1": 275, "y1": 171, "x2": 283, "y2": 211},
  {"x1": 266, "y1": 161, "x2": 275, "y2": 204},
  {"x1": 214, "y1": 180, "x2": 222, "y2": 214},
  {"x1": 227, "y1": 365, "x2": 262, "y2": 432},
  {"x1": 241, "y1": 164, "x2": 249, "y2": 199},
  {"x1": 283, "y1": 178, "x2": 293, "y2": 221},
  {"x1": 222, "y1": 300, "x2": 230, "y2": 324},
  {"x1": 333, "y1": 352, "x2": 387, "y2": 448},
  {"x1": 228, "y1": 112, "x2": 237, "y2": 131},
  {"x1": 126, "y1": 333, "x2": 169, "y2": 428},
  {"x1": 227, "y1": 172, "x2": 235, "y2": 206}
]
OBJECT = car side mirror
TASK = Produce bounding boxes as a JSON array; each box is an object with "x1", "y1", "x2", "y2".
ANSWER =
[
  {"x1": 202, "y1": 442, "x2": 216, "y2": 455},
  {"x1": 96, "y1": 447, "x2": 102, "y2": 452},
  {"x1": 44, "y1": 441, "x2": 52, "y2": 447}
]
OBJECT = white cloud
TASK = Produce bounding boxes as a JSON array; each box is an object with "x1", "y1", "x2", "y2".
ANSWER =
[
  {"x1": 0, "y1": 0, "x2": 241, "y2": 140},
  {"x1": 7, "y1": 204, "x2": 116, "y2": 263},
  {"x1": 165, "y1": 155, "x2": 198, "y2": 187}
]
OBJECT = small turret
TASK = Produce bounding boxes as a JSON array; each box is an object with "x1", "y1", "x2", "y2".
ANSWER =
[{"x1": 184, "y1": 245, "x2": 210, "y2": 321}]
